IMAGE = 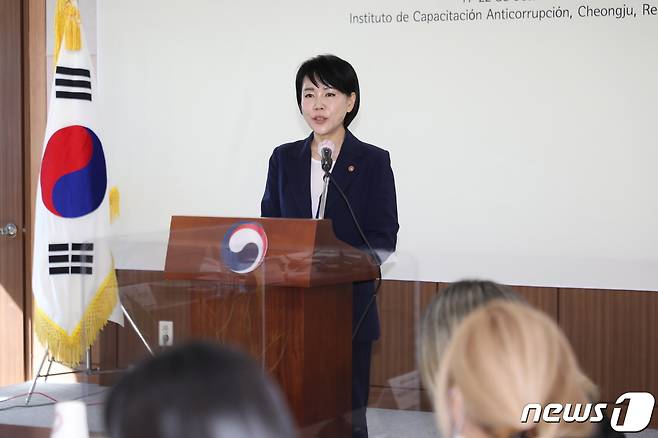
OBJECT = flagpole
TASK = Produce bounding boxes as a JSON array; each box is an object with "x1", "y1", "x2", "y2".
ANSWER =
[
  {"x1": 122, "y1": 305, "x2": 154, "y2": 356},
  {"x1": 25, "y1": 350, "x2": 49, "y2": 405}
]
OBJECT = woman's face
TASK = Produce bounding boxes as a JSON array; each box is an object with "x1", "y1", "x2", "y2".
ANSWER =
[{"x1": 300, "y1": 76, "x2": 356, "y2": 139}]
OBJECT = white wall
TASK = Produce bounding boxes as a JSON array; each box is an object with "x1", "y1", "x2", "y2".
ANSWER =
[{"x1": 96, "y1": 0, "x2": 658, "y2": 291}]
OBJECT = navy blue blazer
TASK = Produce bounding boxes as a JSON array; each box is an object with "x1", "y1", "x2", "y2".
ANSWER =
[{"x1": 261, "y1": 130, "x2": 399, "y2": 341}]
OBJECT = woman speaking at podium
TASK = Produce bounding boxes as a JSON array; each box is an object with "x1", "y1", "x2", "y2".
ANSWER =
[{"x1": 261, "y1": 54, "x2": 399, "y2": 438}]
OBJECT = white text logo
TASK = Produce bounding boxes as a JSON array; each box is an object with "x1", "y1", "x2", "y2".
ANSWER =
[{"x1": 520, "y1": 392, "x2": 655, "y2": 432}]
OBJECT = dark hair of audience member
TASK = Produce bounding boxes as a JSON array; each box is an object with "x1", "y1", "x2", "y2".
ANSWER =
[{"x1": 105, "y1": 341, "x2": 296, "y2": 438}]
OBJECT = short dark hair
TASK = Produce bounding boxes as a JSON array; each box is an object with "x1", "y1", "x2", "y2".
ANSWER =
[
  {"x1": 295, "y1": 54, "x2": 360, "y2": 128},
  {"x1": 105, "y1": 342, "x2": 296, "y2": 438}
]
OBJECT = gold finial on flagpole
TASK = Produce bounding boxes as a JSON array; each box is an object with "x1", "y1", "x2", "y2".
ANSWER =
[{"x1": 54, "y1": 0, "x2": 81, "y2": 64}]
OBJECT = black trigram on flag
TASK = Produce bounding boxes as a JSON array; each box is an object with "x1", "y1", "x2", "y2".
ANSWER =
[
  {"x1": 55, "y1": 66, "x2": 92, "y2": 101},
  {"x1": 48, "y1": 243, "x2": 94, "y2": 275}
]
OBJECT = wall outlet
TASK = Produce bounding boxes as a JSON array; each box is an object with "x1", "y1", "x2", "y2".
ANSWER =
[{"x1": 159, "y1": 320, "x2": 173, "y2": 347}]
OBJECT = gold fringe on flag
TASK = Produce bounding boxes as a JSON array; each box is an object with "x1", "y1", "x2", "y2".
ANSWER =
[
  {"x1": 54, "y1": 0, "x2": 82, "y2": 64},
  {"x1": 109, "y1": 186, "x2": 120, "y2": 223},
  {"x1": 34, "y1": 266, "x2": 119, "y2": 366}
]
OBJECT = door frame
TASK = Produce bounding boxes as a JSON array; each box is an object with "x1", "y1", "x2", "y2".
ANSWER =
[{"x1": 22, "y1": 0, "x2": 47, "y2": 380}]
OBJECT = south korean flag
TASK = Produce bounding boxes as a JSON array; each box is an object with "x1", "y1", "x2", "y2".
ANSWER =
[{"x1": 32, "y1": 17, "x2": 122, "y2": 366}]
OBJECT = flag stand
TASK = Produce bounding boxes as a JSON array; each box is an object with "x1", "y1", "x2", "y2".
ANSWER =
[{"x1": 25, "y1": 304, "x2": 154, "y2": 405}]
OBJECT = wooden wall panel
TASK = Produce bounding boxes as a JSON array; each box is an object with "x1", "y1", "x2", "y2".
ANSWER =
[
  {"x1": 370, "y1": 282, "x2": 558, "y2": 389},
  {"x1": 0, "y1": 0, "x2": 25, "y2": 386},
  {"x1": 559, "y1": 288, "x2": 658, "y2": 427},
  {"x1": 369, "y1": 280, "x2": 437, "y2": 411},
  {"x1": 370, "y1": 281, "x2": 437, "y2": 387},
  {"x1": 369, "y1": 282, "x2": 559, "y2": 411},
  {"x1": 509, "y1": 285, "x2": 558, "y2": 320}
]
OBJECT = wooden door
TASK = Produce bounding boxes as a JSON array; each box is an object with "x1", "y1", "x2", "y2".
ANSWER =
[{"x1": 0, "y1": 0, "x2": 26, "y2": 385}]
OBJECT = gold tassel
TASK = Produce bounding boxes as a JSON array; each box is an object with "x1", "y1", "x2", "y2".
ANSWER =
[
  {"x1": 54, "y1": 0, "x2": 67, "y2": 62},
  {"x1": 34, "y1": 268, "x2": 119, "y2": 367},
  {"x1": 63, "y1": 5, "x2": 81, "y2": 51},
  {"x1": 109, "y1": 186, "x2": 120, "y2": 223},
  {"x1": 54, "y1": 0, "x2": 81, "y2": 65}
]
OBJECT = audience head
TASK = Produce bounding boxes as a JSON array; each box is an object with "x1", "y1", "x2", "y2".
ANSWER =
[
  {"x1": 418, "y1": 280, "x2": 523, "y2": 393},
  {"x1": 435, "y1": 301, "x2": 596, "y2": 438},
  {"x1": 105, "y1": 341, "x2": 296, "y2": 438}
]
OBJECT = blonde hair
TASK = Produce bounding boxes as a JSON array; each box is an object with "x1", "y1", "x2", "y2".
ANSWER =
[
  {"x1": 418, "y1": 280, "x2": 522, "y2": 395},
  {"x1": 435, "y1": 301, "x2": 596, "y2": 438}
]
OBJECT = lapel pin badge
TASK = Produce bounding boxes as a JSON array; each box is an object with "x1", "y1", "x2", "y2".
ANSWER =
[{"x1": 348, "y1": 165, "x2": 356, "y2": 173}]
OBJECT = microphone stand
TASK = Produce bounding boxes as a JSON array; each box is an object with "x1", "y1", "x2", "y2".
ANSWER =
[
  {"x1": 317, "y1": 174, "x2": 330, "y2": 219},
  {"x1": 320, "y1": 172, "x2": 384, "y2": 340},
  {"x1": 315, "y1": 146, "x2": 384, "y2": 340},
  {"x1": 317, "y1": 153, "x2": 332, "y2": 219}
]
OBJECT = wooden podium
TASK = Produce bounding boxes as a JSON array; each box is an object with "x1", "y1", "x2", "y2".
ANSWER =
[{"x1": 163, "y1": 216, "x2": 378, "y2": 432}]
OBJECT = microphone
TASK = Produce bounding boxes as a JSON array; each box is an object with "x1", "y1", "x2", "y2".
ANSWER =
[
  {"x1": 317, "y1": 140, "x2": 334, "y2": 220},
  {"x1": 319, "y1": 140, "x2": 335, "y2": 172}
]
